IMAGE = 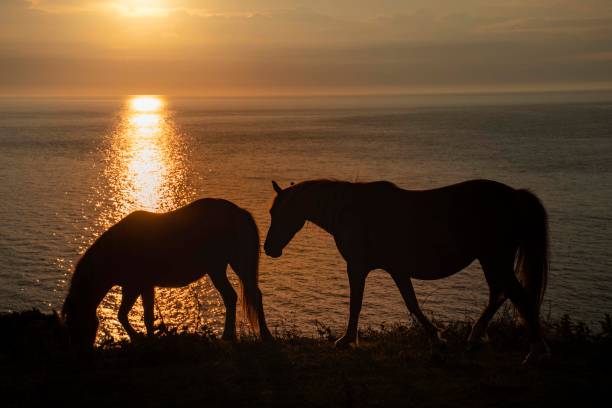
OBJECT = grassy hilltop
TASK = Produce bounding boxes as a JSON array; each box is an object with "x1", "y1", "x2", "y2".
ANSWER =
[{"x1": 1, "y1": 309, "x2": 611, "y2": 407}]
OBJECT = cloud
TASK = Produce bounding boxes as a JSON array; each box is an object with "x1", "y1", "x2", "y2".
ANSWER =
[{"x1": 1, "y1": 0, "x2": 612, "y2": 94}]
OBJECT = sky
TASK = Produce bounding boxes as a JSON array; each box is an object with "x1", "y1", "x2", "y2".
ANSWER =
[{"x1": 1, "y1": 0, "x2": 612, "y2": 96}]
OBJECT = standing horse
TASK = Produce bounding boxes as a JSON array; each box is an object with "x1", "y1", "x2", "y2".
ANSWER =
[
  {"x1": 264, "y1": 179, "x2": 550, "y2": 364},
  {"x1": 62, "y1": 198, "x2": 272, "y2": 350}
]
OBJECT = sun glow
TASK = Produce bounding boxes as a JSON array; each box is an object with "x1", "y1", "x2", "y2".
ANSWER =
[
  {"x1": 130, "y1": 96, "x2": 164, "y2": 112},
  {"x1": 114, "y1": 0, "x2": 170, "y2": 17}
]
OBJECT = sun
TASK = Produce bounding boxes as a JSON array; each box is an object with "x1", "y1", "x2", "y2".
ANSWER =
[
  {"x1": 130, "y1": 96, "x2": 164, "y2": 112},
  {"x1": 116, "y1": 0, "x2": 169, "y2": 17}
]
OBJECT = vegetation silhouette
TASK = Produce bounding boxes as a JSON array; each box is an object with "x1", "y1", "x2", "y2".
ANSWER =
[
  {"x1": 62, "y1": 198, "x2": 272, "y2": 350},
  {"x1": 3, "y1": 308, "x2": 612, "y2": 407},
  {"x1": 264, "y1": 179, "x2": 549, "y2": 364}
]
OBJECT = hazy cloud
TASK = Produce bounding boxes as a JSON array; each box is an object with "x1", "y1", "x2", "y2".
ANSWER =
[{"x1": 1, "y1": 0, "x2": 611, "y2": 95}]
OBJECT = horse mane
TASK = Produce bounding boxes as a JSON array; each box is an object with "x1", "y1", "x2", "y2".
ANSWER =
[
  {"x1": 279, "y1": 179, "x2": 399, "y2": 232},
  {"x1": 285, "y1": 178, "x2": 398, "y2": 204},
  {"x1": 277, "y1": 179, "x2": 350, "y2": 210},
  {"x1": 289, "y1": 178, "x2": 398, "y2": 191}
]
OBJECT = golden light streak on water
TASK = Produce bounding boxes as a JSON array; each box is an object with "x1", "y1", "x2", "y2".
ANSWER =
[
  {"x1": 126, "y1": 112, "x2": 167, "y2": 211},
  {"x1": 87, "y1": 96, "x2": 226, "y2": 343}
]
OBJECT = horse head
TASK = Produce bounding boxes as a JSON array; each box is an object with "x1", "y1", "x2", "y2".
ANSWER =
[
  {"x1": 264, "y1": 180, "x2": 305, "y2": 258},
  {"x1": 61, "y1": 284, "x2": 100, "y2": 350}
]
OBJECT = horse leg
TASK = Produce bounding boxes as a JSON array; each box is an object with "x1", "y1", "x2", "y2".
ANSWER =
[
  {"x1": 335, "y1": 263, "x2": 368, "y2": 348},
  {"x1": 391, "y1": 271, "x2": 444, "y2": 347},
  {"x1": 504, "y1": 274, "x2": 550, "y2": 364},
  {"x1": 255, "y1": 288, "x2": 273, "y2": 341},
  {"x1": 467, "y1": 290, "x2": 506, "y2": 350},
  {"x1": 209, "y1": 267, "x2": 238, "y2": 341},
  {"x1": 141, "y1": 286, "x2": 155, "y2": 337},
  {"x1": 467, "y1": 259, "x2": 507, "y2": 350},
  {"x1": 118, "y1": 286, "x2": 140, "y2": 341}
]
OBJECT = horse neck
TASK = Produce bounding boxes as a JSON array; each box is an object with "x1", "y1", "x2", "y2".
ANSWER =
[
  {"x1": 301, "y1": 182, "x2": 351, "y2": 235},
  {"x1": 70, "y1": 261, "x2": 113, "y2": 312}
]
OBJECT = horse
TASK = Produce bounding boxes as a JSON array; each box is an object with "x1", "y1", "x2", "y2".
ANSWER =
[
  {"x1": 62, "y1": 198, "x2": 273, "y2": 350},
  {"x1": 264, "y1": 179, "x2": 550, "y2": 364}
]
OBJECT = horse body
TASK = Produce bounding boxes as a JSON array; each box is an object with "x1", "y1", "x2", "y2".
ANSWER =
[
  {"x1": 92, "y1": 201, "x2": 235, "y2": 287},
  {"x1": 265, "y1": 179, "x2": 549, "y2": 364},
  {"x1": 62, "y1": 198, "x2": 272, "y2": 349},
  {"x1": 344, "y1": 180, "x2": 517, "y2": 278}
]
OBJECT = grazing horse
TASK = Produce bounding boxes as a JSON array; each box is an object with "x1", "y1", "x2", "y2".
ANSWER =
[
  {"x1": 62, "y1": 198, "x2": 272, "y2": 350},
  {"x1": 264, "y1": 179, "x2": 550, "y2": 364}
]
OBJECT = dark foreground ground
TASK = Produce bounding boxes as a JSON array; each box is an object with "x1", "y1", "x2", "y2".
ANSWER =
[{"x1": 1, "y1": 309, "x2": 611, "y2": 407}]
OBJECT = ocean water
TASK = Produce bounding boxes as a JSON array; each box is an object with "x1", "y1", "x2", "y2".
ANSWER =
[{"x1": 1, "y1": 93, "x2": 611, "y2": 340}]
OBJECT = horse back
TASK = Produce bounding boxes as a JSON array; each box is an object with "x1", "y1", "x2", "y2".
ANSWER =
[
  {"x1": 83, "y1": 199, "x2": 246, "y2": 285},
  {"x1": 359, "y1": 179, "x2": 515, "y2": 228}
]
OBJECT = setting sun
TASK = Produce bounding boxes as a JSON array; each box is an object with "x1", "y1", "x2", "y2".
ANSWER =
[{"x1": 130, "y1": 96, "x2": 164, "y2": 112}]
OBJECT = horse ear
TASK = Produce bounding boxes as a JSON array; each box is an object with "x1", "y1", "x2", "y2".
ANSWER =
[{"x1": 272, "y1": 180, "x2": 283, "y2": 195}]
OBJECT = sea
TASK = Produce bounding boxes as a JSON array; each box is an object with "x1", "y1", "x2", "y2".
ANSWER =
[{"x1": 1, "y1": 91, "x2": 611, "y2": 340}]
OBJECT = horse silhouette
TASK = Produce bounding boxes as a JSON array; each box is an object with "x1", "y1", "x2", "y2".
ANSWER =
[
  {"x1": 264, "y1": 179, "x2": 549, "y2": 364},
  {"x1": 62, "y1": 198, "x2": 272, "y2": 349}
]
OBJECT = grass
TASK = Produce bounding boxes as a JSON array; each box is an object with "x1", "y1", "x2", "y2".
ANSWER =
[{"x1": 1, "y1": 309, "x2": 611, "y2": 407}]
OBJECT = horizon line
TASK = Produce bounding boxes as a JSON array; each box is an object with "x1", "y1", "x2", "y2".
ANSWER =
[{"x1": 2, "y1": 82, "x2": 612, "y2": 100}]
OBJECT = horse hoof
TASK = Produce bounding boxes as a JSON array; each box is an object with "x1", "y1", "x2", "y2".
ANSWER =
[
  {"x1": 334, "y1": 336, "x2": 357, "y2": 349},
  {"x1": 522, "y1": 342, "x2": 551, "y2": 366},
  {"x1": 431, "y1": 335, "x2": 447, "y2": 349},
  {"x1": 430, "y1": 345, "x2": 448, "y2": 362},
  {"x1": 129, "y1": 333, "x2": 147, "y2": 345},
  {"x1": 522, "y1": 350, "x2": 552, "y2": 366},
  {"x1": 466, "y1": 338, "x2": 487, "y2": 353},
  {"x1": 466, "y1": 342, "x2": 482, "y2": 353},
  {"x1": 426, "y1": 335, "x2": 447, "y2": 361},
  {"x1": 221, "y1": 334, "x2": 237, "y2": 342}
]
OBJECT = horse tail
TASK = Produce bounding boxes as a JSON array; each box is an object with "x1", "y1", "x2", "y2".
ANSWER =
[
  {"x1": 515, "y1": 189, "x2": 549, "y2": 317},
  {"x1": 232, "y1": 207, "x2": 269, "y2": 336}
]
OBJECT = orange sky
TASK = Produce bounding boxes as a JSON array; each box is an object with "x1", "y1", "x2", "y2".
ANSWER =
[{"x1": 1, "y1": 0, "x2": 612, "y2": 96}]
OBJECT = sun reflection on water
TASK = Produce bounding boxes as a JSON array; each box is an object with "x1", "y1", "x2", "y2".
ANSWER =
[
  {"x1": 104, "y1": 96, "x2": 192, "y2": 215},
  {"x1": 126, "y1": 112, "x2": 167, "y2": 210},
  {"x1": 86, "y1": 96, "x2": 226, "y2": 343}
]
